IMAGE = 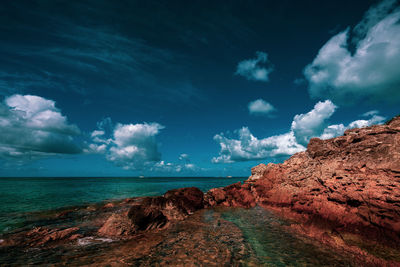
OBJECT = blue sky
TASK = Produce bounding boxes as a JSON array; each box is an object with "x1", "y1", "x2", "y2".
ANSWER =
[{"x1": 0, "y1": 0, "x2": 399, "y2": 177}]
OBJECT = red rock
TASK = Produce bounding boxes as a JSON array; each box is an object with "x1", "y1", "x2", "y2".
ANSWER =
[
  {"x1": 99, "y1": 187, "x2": 204, "y2": 237},
  {"x1": 98, "y1": 213, "x2": 136, "y2": 236},
  {"x1": 244, "y1": 116, "x2": 400, "y2": 246},
  {"x1": 103, "y1": 202, "x2": 115, "y2": 209}
]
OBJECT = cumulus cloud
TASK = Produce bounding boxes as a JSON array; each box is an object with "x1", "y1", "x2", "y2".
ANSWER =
[
  {"x1": 304, "y1": 1, "x2": 400, "y2": 103},
  {"x1": 212, "y1": 128, "x2": 304, "y2": 163},
  {"x1": 248, "y1": 99, "x2": 276, "y2": 116},
  {"x1": 0, "y1": 94, "x2": 81, "y2": 161},
  {"x1": 235, "y1": 51, "x2": 274, "y2": 82},
  {"x1": 87, "y1": 121, "x2": 201, "y2": 172},
  {"x1": 212, "y1": 100, "x2": 385, "y2": 163},
  {"x1": 87, "y1": 121, "x2": 164, "y2": 170},
  {"x1": 291, "y1": 100, "x2": 336, "y2": 146},
  {"x1": 320, "y1": 111, "x2": 386, "y2": 139}
]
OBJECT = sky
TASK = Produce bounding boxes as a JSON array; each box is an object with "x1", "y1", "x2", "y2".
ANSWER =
[{"x1": 0, "y1": 0, "x2": 399, "y2": 177}]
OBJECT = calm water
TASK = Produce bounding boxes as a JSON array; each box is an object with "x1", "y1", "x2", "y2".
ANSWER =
[{"x1": 0, "y1": 176, "x2": 243, "y2": 233}]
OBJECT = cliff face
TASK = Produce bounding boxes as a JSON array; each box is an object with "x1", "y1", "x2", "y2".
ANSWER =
[{"x1": 206, "y1": 116, "x2": 400, "y2": 246}]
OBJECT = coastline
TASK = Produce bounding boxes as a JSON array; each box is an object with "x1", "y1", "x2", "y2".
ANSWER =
[
  {"x1": 1, "y1": 117, "x2": 400, "y2": 265},
  {"x1": 0, "y1": 191, "x2": 365, "y2": 266}
]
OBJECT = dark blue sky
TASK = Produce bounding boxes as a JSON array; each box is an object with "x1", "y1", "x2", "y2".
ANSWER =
[{"x1": 0, "y1": 0, "x2": 399, "y2": 177}]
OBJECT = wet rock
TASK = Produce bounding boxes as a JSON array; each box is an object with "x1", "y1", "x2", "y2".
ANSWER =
[
  {"x1": 128, "y1": 204, "x2": 168, "y2": 231},
  {"x1": 98, "y1": 213, "x2": 136, "y2": 236},
  {"x1": 4, "y1": 227, "x2": 81, "y2": 247},
  {"x1": 99, "y1": 187, "x2": 204, "y2": 236},
  {"x1": 245, "y1": 116, "x2": 400, "y2": 245}
]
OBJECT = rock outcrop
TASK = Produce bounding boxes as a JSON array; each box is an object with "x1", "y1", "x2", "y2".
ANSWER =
[
  {"x1": 99, "y1": 187, "x2": 204, "y2": 237},
  {"x1": 206, "y1": 116, "x2": 400, "y2": 247}
]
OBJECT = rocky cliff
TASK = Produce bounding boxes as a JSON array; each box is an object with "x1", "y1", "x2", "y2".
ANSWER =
[{"x1": 205, "y1": 116, "x2": 400, "y2": 256}]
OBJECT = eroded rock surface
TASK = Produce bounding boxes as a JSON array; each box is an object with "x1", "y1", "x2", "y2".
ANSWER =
[
  {"x1": 206, "y1": 116, "x2": 400, "y2": 248},
  {"x1": 99, "y1": 187, "x2": 204, "y2": 237}
]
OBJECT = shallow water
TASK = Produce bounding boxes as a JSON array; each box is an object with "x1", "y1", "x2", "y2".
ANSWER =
[
  {"x1": 0, "y1": 207, "x2": 358, "y2": 266},
  {"x1": 221, "y1": 207, "x2": 356, "y2": 266},
  {"x1": 0, "y1": 177, "x2": 243, "y2": 233}
]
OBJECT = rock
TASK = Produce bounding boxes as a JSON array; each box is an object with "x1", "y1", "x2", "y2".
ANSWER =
[
  {"x1": 7, "y1": 227, "x2": 82, "y2": 247},
  {"x1": 128, "y1": 204, "x2": 168, "y2": 231},
  {"x1": 99, "y1": 187, "x2": 204, "y2": 237},
  {"x1": 205, "y1": 182, "x2": 255, "y2": 208},
  {"x1": 208, "y1": 188, "x2": 227, "y2": 203},
  {"x1": 98, "y1": 214, "x2": 136, "y2": 236},
  {"x1": 248, "y1": 163, "x2": 268, "y2": 181},
  {"x1": 245, "y1": 116, "x2": 400, "y2": 245},
  {"x1": 103, "y1": 202, "x2": 116, "y2": 209},
  {"x1": 163, "y1": 187, "x2": 204, "y2": 215},
  {"x1": 203, "y1": 116, "x2": 400, "y2": 248}
]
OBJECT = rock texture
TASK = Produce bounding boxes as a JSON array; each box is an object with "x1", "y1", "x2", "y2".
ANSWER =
[
  {"x1": 99, "y1": 187, "x2": 204, "y2": 237},
  {"x1": 206, "y1": 116, "x2": 400, "y2": 247}
]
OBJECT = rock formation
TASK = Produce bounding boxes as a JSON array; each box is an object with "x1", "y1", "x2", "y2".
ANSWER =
[
  {"x1": 206, "y1": 116, "x2": 400, "y2": 248},
  {"x1": 99, "y1": 187, "x2": 204, "y2": 236}
]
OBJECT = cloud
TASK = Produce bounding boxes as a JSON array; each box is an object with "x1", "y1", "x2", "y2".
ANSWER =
[
  {"x1": 212, "y1": 100, "x2": 385, "y2": 163},
  {"x1": 248, "y1": 99, "x2": 276, "y2": 116},
  {"x1": 304, "y1": 1, "x2": 400, "y2": 103},
  {"x1": 88, "y1": 122, "x2": 164, "y2": 170},
  {"x1": 352, "y1": 0, "x2": 399, "y2": 44},
  {"x1": 150, "y1": 159, "x2": 199, "y2": 173},
  {"x1": 0, "y1": 94, "x2": 81, "y2": 161},
  {"x1": 235, "y1": 51, "x2": 274, "y2": 82},
  {"x1": 87, "y1": 121, "x2": 201, "y2": 172},
  {"x1": 178, "y1": 153, "x2": 190, "y2": 162},
  {"x1": 212, "y1": 127, "x2": 305, "y2": 163},
  {"x1": 0, "y1": 4, "x2": 203, "y2": 104},
  {"x1": 320, "y1": 111, "x2": 386, "y2": 139},
  {"x1": 291, "y1": 100, "x2": 336, "y2": 146}
]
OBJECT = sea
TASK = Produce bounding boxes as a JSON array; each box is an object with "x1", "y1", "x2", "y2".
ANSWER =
[
  {"x1": 0, "y1": 176, "x2": 362, "y2": 266},
  {"x1": 0, "y1": 176, "x2": 244, "y2": 234}
]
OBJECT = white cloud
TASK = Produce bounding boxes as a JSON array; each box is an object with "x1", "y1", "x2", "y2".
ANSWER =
[
  {"x1": 0, "y1": 94, "x2": 81, "y2": 161},
  {"x1": 150, "y1": 159, "x2": 199, "y2": 173},
  {"x1": 212, "y1": 127, "x2": 305, "y2": 163},
  {"x1": 212, "y1": 100, "x2": 385, "y2": 163},
  {"x1": 248, "y1": 99, "x2": 276, "y2": 116},
  {"x1": 178, "y1": 153, "x2": 190, "y2": 162},
  {"x1": 352, "y1": 0, "x2": 399, "y2": 44},
  {"x1": 235, "y1": 51, "x2": 274, "y2": 82},
  {"x1": 87, "y1": 121, "x2": 201, "y2": 172},
  {"x1": 320, "y1": 111, "x2": 386, "y2": 139},
  {"x1": 304, "y1": 2, "x2": 400, "y2": 103},
  {"x1": 91, "y1": 130, "x2": 105, "y2": 138},
  {"x1": 291, "y1": 100, "x2": 336, "y2": 146},
  {"x1": 88, "y1": 122, "x2": 164, "y2": 170}
]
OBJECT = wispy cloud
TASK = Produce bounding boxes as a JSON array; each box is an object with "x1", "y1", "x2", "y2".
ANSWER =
[
  {"x1": 248, "y1": 99, "x2": 276, "y2": 116},
  {"x1": 235, "y1": 52, "x2": 274, "y2": 82},
  {"x1": 0, "y1": 3, "x2": 202, "y2": 103}
]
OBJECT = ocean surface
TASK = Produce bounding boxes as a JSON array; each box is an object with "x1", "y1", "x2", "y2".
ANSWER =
[{"x1": 0, "y1": 176, "x2": 244, "y2": 234}]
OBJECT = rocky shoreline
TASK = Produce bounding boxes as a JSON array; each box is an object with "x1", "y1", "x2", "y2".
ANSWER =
[{"x1": 1, "y1": 116, "x2": 400, "y2": 266}]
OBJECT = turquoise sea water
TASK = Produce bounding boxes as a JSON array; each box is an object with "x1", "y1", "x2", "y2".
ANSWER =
[{"x1": 0, "y1": 177, "x2": 244, "y2": 233}]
